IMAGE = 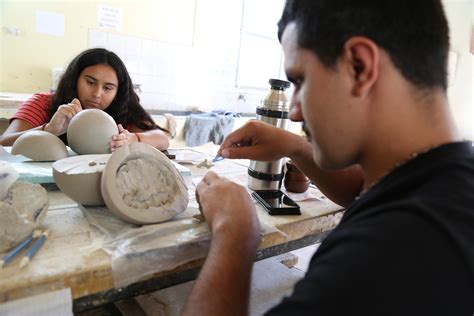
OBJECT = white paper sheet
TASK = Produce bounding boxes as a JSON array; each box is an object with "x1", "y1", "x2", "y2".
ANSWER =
[{"x1": 36, "y1": 11, "x2": 65, "y2": 37}]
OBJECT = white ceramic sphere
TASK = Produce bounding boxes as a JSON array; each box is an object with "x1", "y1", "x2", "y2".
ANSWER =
[
  {"x1": 11, "y1": 130, "x2": 68, "y2": 161},
  {"x1": 67, "y1": 109, "x2": 118, "y2": 154}
]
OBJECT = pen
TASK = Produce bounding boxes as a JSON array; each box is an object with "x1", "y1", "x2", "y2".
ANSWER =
[
  {"x1": 0, "y1": 230, "x2": 42, "y2": 269},
  {"x1": 19, "y1": 230, "x2": 49, "y2": 268}
]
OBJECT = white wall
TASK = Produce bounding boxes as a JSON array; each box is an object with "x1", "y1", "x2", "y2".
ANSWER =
[
  {"x1": 443, "y1": 0, "x2": 474, "y2": 139},
  {"x1": 2, "y1": 0, "x2": 472, "y2": 138},
  {"x1": 88, "y1": 0, "x2": 287, "y2": 115},
  {"x1": 97, "y1": 0, "x2": 473, "y2": 139}
]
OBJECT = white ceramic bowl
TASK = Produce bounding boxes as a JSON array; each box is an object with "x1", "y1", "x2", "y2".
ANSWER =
[{"x1": 53, "y1": 154, "x2": 110, "y2": 206}]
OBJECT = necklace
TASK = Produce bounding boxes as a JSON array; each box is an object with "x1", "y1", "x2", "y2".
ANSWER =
[{"x1": 357, "y1": 144, "x2": 442, "y2": 198}]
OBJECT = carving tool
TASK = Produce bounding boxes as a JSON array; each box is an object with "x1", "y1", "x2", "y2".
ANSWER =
[
  {"x1": 0, "y1": 230, "x2": 42, "y2": 269},
  {"x1": 0, "y1": 230, "x2": 41, "y2": 270},
  {"x1": 212, "y1": 155, "x2": 224, "y2": 163},
  {"x1": 19, "y1": 230, "x2": 49, "y2": 268}
]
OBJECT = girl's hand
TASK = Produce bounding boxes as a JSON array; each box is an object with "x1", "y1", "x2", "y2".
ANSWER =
[
  {"x1": 44, "y1": 99, "x2": 82, "y2": 136},
  {"x1": 109, "y1": 124, "x2": 139, "y2": 152}
]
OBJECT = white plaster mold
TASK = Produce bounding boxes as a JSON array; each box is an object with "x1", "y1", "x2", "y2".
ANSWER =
[
  {"x1": 52, "y1": 143, "x2": 188, "y2": 224},
  {"x1": 101, "y1": 142, "x2": 189, "y2": 224},
  {"x1": 0, "y1": 163, "x2": 49, "y2": 252}
]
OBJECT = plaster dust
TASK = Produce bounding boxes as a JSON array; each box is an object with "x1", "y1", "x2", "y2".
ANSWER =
[{"x1": 53, "y1": 155, "x2": 110, "y2": 175}]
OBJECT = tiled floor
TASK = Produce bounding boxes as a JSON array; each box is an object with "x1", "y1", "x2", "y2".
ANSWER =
[{"x1": 290, "y1": 243, "x2": 320, "y2": 272}]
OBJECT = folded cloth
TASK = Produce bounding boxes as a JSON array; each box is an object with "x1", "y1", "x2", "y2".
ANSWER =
[
  {"x1": 211, "y1": 110, "x2": 241, "y2": 117},
  {"x1": 211, "y1": 115, "x2": 234, "y2": 145},
  {"x1": 163, "y1": 113, "x2": 177, "y2": 139},
  {"x1": 184, "y1": 113, "x2": 235, "y2": 147}
]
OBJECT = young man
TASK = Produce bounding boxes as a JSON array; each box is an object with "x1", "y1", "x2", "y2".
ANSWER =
[{"x1": 183, "y1": 1, "x2": 474, "y2": 315}]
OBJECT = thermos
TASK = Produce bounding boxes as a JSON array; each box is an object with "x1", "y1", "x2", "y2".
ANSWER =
[{"x1": 248, "y1": 78, "x2": 291, "y2": 191}]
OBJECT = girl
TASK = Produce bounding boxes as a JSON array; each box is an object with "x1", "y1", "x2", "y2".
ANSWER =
[{"x1": 0, "y1": 48, "x2": 169, "y2": 151}]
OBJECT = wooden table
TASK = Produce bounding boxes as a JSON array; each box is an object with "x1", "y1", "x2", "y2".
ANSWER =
[{"x1": 0, "y1": 148, "x2": 344, "y2": 312}]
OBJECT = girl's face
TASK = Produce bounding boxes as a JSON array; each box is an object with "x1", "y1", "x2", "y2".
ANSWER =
[{"x1": 77, "y1": 64, "x2": 119, "y2": 110}]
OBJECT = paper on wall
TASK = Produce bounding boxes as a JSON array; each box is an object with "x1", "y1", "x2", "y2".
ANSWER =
[
  {"x1": 97, "y1": 5, "x2": 122, "y2": 31},
  {"x1": 36, "y1": 11, "x2": 65, "y2": 37}
]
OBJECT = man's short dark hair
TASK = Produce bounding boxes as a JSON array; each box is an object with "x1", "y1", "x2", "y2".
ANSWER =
[{"x1": 278, "y1": 0, "x2": 450, "y2": 90}]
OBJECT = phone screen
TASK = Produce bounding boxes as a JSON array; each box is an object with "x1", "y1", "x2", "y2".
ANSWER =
[{"x1": 252, "y1": 190, "x2": 301, "y2": 215}]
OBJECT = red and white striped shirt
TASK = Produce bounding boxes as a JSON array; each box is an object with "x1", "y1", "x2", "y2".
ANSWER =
[{"x1": 10, "y1": 93, "x2": 53, "y2": 127}]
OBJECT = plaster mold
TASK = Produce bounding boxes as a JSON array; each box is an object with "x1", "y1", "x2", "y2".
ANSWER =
[
  {"x1": 52, "y1": 154, "x2": 110, "y2": 206},
  {"x1": 101, "y1": 143, "x2": 188, "y2": 224},
  {"x1": 11, "y1": 130, "x2": 68, "y2": 161},
  {"x1": 0, "y1": 181, "x2": 49, "y2": 252},
  {"x1": 0, "y1": 161, "x2": 19, "y2": 200},
  {"x1": 67, "y1": 109, "x2": 118, "y2": 154}
]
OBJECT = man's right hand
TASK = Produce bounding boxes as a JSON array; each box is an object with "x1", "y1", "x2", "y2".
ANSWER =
[
  {"x1": 44, "y1": 98, "x2": 82, "y2": 136},
  {"x1": 218, "y1": 120, "x2": 307, "y2": 162},
  {"x1": 219, "y1": 119, "x2": 364, "y2": 207}
]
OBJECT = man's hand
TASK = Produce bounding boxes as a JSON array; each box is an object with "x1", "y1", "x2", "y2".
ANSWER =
[
  {"x1": 197, "y1": 171, "x2": 260, "y2": 241},
  {"x1": 219, "y1": 120, "x2": 364, "y2": 207},
  {"x1": 109, "y1": 124, "x2": 139, "y2": 152},
  {"x1": 183, "y1": 172, "x2": 261, "y2": 316},
  {"x1": 44, "y1": 98, "x2": 82, "y2": 136},
  {"x1": 218, "y1": 120, "x2": 306, "y2": 162}
]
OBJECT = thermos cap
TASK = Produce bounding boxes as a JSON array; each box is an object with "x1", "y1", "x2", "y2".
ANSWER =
[{"x1": 269, "y1": 79, "x2": 291, "y2": 90}]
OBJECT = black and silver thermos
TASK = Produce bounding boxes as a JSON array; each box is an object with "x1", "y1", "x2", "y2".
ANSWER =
[{"x1": 248, "y1": 78, "x2": 291, "y2": 190}]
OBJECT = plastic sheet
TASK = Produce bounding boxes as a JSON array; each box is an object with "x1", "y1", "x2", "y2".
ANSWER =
[
  {"x1": 81, "y1": 202, "x2": 282, "y2": 288},
  {"x1": 80, "y1": 205, "x2": 210, "y2": 288},
  {"x1": 79, "y1": 150, "x2": 284, "y2": 288}
]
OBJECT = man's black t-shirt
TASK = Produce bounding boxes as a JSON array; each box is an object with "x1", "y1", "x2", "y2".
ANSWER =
[{"x1": 267, "y1": 142, "x2": 474, "y2": 315}]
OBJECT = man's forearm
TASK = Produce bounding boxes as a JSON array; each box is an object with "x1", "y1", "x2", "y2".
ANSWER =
[{"x1": 182, "y1": 230, "x2": 259, "y2": 316}]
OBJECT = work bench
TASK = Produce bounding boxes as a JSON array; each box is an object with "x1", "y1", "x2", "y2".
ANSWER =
[{"x1": 0, "y1": 148, "x2": 344, "y2": 313}]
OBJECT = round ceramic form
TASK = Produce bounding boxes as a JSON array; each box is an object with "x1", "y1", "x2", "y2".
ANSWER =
[
  {"x1": 52, "y1": 154, "x2": 110, "y2": 206},
  {"x1": 11, "y1": 130, "x2": 68, "y2": 161},
  {"x1": 67, "y1": 109, "x2": 118, "y2": 154}
]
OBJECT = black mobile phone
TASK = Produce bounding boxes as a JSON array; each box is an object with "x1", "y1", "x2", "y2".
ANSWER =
[{"x1": 252, "y1": 190, "x2": 301, "y2": 215}]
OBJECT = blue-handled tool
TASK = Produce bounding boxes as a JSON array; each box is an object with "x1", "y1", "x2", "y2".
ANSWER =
[
  {"x1": 212, "y1": 155, "x2": 224, "y2": 163},
  {"x1": 19, "y1": 230, "x2": 49, "y2": 268},
  {"x1": 0, "y1": 230, "x2": 42, "y2": 269}
]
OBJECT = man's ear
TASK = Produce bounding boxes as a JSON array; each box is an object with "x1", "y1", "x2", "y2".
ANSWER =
[{"x1": 341, "y1": 37, "x2": 379, "y2": 97}]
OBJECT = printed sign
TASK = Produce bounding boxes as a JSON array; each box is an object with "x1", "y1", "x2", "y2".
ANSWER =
[{"x1": 98, "y1": 5, "x2": 122, "y2": 31}]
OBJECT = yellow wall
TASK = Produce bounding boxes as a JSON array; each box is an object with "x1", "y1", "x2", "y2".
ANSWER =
[{"x1": 0, "y1": 0, "x2": 196, "y2": 92}]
